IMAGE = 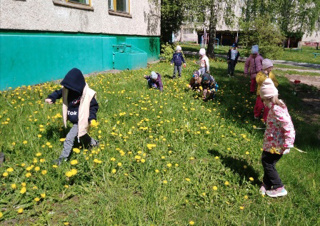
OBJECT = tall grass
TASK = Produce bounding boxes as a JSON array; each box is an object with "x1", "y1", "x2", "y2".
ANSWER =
[{"x1": 0, "y1": 60, "x2": 319, "y2": 225}]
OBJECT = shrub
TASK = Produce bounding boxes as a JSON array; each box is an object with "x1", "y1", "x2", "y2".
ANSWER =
[{"x1": 239, "y1": 16, "x2": 285, "y2": 59}]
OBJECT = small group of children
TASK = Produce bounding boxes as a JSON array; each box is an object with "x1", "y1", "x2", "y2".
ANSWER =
[
  {"x1": 188, "y1": 70, "x2": 218, "y2": 101},
  {"x1": 45, "y1": 45, "x2": 295, "y2": 199}
]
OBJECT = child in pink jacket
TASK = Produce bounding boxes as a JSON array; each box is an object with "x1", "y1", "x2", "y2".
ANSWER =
[
  {"x1": 244, "y1": 45, "x2": 264, "y2": 94},
  {"x1": 259, "y1": 78, "x2": 295, "y2": 198}
]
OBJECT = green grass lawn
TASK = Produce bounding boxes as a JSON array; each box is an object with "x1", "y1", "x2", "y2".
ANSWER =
[
  {"x1": 181, "y1": 43, "x2": 320, "y2": 64},
  {"x1": 0, "y1": 60, "x2": 319, "y2": 225}
]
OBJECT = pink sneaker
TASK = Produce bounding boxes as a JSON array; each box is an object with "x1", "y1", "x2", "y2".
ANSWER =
[
  {"x1": 259, "y1": 185, "x2": 266, "y2": 195},
  {"x1": 266, "y1": 187, "x2": 287, "y2": 197}
]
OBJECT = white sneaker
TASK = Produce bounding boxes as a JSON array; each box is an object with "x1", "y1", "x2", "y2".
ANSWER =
[{"x1": 266, "y1": 187, "x2": 288, "y2": 197}]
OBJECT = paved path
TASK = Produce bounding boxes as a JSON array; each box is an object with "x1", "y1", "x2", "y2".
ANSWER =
[{"x1": 183, "y1": 51, "x2": 320, "y2": 70}]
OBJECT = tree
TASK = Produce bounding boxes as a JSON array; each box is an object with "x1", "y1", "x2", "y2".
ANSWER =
[
  {"x1": 184, "y1": 0, "x2": 236, "y2": 58},
  {"x1": 239, "y1": 16, "x2": 285, "y2": 59},
  {"x1": 160, "y1": 0, "x2": 185, "y2": 44},
  {"x1": 242, "y1": 0, "x2": 320, "y2": 43}
]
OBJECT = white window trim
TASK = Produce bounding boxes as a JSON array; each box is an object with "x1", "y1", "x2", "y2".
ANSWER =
[{"x1": 53, "y1": 0, "x2": 94, "y2": 11}]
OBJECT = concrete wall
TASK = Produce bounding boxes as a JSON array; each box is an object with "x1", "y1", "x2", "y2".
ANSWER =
[{"x1": 0, "y1": 0, "x2": 160, "y2": 36}]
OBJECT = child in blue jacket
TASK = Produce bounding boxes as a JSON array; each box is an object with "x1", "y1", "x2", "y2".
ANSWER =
[{"x1": 170, "y1": 45, "x2": 186, "y2": 79}]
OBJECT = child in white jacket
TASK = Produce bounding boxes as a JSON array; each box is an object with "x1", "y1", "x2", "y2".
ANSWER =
[{"x1": 199, "y1": 48, "x2": 210, "y2": 76}]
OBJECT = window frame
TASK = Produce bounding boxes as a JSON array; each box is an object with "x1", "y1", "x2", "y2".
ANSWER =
[
  {"x1": 108, "y1": 0, "x2": 132, "y2": 18},
  {"x1": 53, "y1": 0, "x2": 94, "y2": 11}
]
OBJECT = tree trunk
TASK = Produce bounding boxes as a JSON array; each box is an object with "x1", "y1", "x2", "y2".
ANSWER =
[{"x1": 207, "y1": 2, "x2": 217, "y2": 58}]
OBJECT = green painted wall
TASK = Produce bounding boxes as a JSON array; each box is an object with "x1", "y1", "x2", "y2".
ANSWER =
[{"x1": 0, "y1": 32, "x2": 160, "y2": 90}]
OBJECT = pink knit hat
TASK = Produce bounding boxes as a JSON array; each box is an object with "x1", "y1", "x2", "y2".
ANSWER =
[
  {"x1": 260, "y1": 78, "x2": 278, "y2": 99},
  {"x1": 262, "y1": 59, "x2": 273, "y2": 70}
]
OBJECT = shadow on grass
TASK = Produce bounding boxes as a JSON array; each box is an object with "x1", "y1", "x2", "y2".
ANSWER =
[
  {"x1": 208, "y1": 149, "x2": 261, "y2": 186},
  {"x1": 187, "y1": 62, "x2": 320, "y2": 152}
]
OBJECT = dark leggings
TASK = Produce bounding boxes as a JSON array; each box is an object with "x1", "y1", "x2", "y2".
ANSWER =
[{"x1": 261, "y1": 151, "x2": 283, "y2": 190}]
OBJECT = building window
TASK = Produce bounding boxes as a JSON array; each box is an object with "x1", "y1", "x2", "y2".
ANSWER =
[
  {"x1": 67, "y1": 0, "x2": 91, "y2": 6},
  {"x1": 53, "y1": 0, "x2": 93, "y2": 11},
  {"x1": 109, "y1": 0, "x2": 130, "y2": 13}
]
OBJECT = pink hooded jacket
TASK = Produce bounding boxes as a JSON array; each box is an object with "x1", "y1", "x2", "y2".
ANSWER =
[{"x1": 244, "y1": 54, "x2": 264, "y2": 79}]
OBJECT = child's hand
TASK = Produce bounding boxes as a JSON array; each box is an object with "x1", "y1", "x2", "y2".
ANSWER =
[
  {"x1": 183, "y1": 63, "x2": 186, "y2": 68},
  {"x1": 144, "y1": 75, "x2": 148, "y2": 78},
  {"x1": 45, "y1": 98, "x2": 53, "y2": 104}
]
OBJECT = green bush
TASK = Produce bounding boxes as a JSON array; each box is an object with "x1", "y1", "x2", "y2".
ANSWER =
[
  {"x1": 240, "y1": 16, "x2": 285, "y2": 59},
  {"x1": 160, "y1": 43, "x2": 175, "y2": 62}
]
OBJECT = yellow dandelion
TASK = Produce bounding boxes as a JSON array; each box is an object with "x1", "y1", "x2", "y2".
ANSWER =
[
  {"x1": 34, "y1": 166, "x2": 40, "y2": 171},
  {"x1": 60, "y1": 138, "x2": 66, "y2": 142},
  {"x1": 41, "y1": 170, "x2": 47, "y2": 175},
  {"x1": 25, "y1": 173, "x2": 32, "y2": 178},
  {"x1": 36, "y1": 152, "x2": 42, "y2": 157},
  {"x1": 73, "y1": 148, "x2": 80, "y2": 154},
  {"x1": 71, "y1": 168, "x2": 77, "y2": 176},
  {"x1": 249, "y1": 177, "x2": 254, "y2": 181},
  {"x1": 167, "y1": 163, "x2": 172, "y2": 168},
  {"x1": 117, "y1": 162, "x2": 122, "y2": 167},
  {"x1": 155, "y1": 169, "x2": 159, "y2": 173},
  {"x1": 11, "y1": 184, "x2": 17, "y2": 189},
  {"x1": 52, "y1": 165, "x2": 58, "y2": 168},
  {"x1": 6, "y1": 167, "x2": 14, "y2": 172},
  {"x1": 213, "y1": 186, "x2": 218, "y2": 191},
  {"x1": 111, "y1": 169, "x2": 117, "y2": 174},
  {"x1": 240, "y1": 206, "x2": 244, "y2": 210},
  {"x1": 40, "y1": 193, "x2": 46, "y2": 198},
  {"x1": 0, "y1": 211, "x2": 3, "y2": 218},
  {"x1": 224, "y1": 181, "x2": 230, "y2": 186},
  {"x1": 3, "y1": 172, "x2": 9, "y2": 177},
  {"x1": 17, "y1": 208, "x2": 23, "y2": 214},
  {"x1": 189, "y1": 221, "x2": 195, "y2": 225},
  {"x1": 20, "y1": 187, "x2": 27, "y2": 194},
  {"x1": 185, "y1": 178, "x2": 191, "y2": 182},
  {"x1": 34, "y1": 197, "x2": 40, "y2": 202},
  {"x1": 23, "y1": 140, "x2": 28, "y2": 145},
  {"x1": 65, "y1": 171, "x2": 73, "y2": 178},
  {"x1": 141, "y1": 159, "x2": 146, "y2": 163},
  {"x1": 244, "y1": 195, "x2": 248, "y2": 199},
  {"x1": 70, "y1": 160, "x2": 78, "y2": 165},
  {"x1": 163, "y1": 180, "x2": 168, "y2": 184}
]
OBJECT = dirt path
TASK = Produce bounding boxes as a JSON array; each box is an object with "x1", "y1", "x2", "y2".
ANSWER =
[
  {"x1": 284, "y1": 74, "x2": 320, "y2": 89},
  {"x1": 283, "y1": 74, "x2": 320, "y2": 125},
  {"x1": 275, "y1": 68, "x2": 320, "y2": 74}
]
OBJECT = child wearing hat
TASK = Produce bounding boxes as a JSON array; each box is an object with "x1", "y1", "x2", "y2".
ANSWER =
[
  {"x1": 244, "y1": 45, "x2": 264, "y2": 94},
  {"x1": 188, "y1": 70, "x2": 202, "y2": 91},
  {"x1": 201, "y1": 73, "x2": 218, "y2": 100},
  {"x1": 144, "y1": 71, "x2": 163, "y2": 92},
  {"x1": 259, "y1": 78, "x2": 295, "y2": 197},
  {"x1": 254, "y1": 59, "x2": 278, "y2": 122},
  {"x1": 45, "y1": 68, "x2": 99, "y2": 165},
  {"x1": 170, "y1": 45, "x2": 186, "y2": 79},
  {"x1": 227, "y1": 43, "x2": 240, "y2": 77},
  {"x1": 199, "y1": 48, "x2": 210, "y2": 76}
]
